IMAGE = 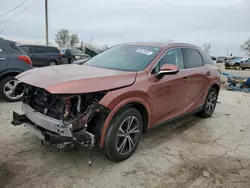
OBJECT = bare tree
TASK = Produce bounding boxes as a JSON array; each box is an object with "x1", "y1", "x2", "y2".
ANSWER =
[
  {"x1": 202, "y1": 43, "x2": 211, "y2": 54},
  {"x1": 241, "y1": 37, "x2": 250, "y2": 57},
  {"x1": 55, "y1": 29, "x2": 70, "y2": 48},
  {"x1": 70, "y1": 33, "x2": 79, "y2": 47}
]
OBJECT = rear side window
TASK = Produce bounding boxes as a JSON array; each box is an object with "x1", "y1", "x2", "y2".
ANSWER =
[
  {"x1": 45, "y1": 47, "x2": 59, "y2": 53},
  {"x1": 200, "y1": 51, "x2": 215, "y2": 65},
  {"x1": 183, "y1": 48, "x2": 203, "y2": 68},
  {"x1": 29, "y1": 46, "x2": 39, "y2": 53}
]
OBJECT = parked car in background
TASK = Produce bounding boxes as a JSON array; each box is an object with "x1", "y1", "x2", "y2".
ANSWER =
[
  {"x1": 0, "y1": 38, "x2": 32, "y2": 102},
  {"x1": 72, "y1": 58, "x2": 90, "y2": 65},
  {"x1": 18, "y1": 44, "x2": 63, "y2": 67},
  {"x1": 211, "y1": 56, "x2": 217, "y2": 63},
  {"x1": 225, "y1": 57, "x2": 244, "y2": 70},
  {"x1": 61, "y1": 47, "x2": 90, "y2": 64},
  {"x1": 12, "y1": 42, "x2": 221, "y2": 162},
  {"x1": 240, "y1": 58, "x2": 250, "y2": 70},
  {"x1": 216, "y1": 56, "x2": 227, "y2": 63}
]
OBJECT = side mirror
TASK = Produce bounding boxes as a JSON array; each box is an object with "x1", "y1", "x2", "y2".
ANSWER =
[{"x1": 156, "y1": 64, "x2": 179, "y2": 79}]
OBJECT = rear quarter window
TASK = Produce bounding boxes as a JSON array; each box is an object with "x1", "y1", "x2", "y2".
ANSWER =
[{"x1": 200, "y1": 51, "x2": 215, "y2": 65}]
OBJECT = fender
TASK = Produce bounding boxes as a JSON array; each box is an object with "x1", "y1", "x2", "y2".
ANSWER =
[{"x1": 99, "y1": 97, "x2": 151, "y2": 148}]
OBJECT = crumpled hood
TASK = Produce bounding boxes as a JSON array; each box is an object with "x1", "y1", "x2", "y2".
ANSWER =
[{"x1": 16, "y1": 64, "x2": 136, "y2": 94}]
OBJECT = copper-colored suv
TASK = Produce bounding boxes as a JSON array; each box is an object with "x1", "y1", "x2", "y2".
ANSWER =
[{"x1": 12, "y1": 43, "x2": 221, "y2": 162}]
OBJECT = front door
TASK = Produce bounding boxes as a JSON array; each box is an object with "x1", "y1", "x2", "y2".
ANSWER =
[
  {"x1": 149, "y1": 48, "x2": 189, "y2": 126},
  {"x1": 182, "y1": 48, "x2": 209, "y2": 112}
]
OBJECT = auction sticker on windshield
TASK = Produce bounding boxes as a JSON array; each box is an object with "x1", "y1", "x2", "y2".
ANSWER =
[{"x1": 136, "y1": 49, "x2": 153, "y2": 55}]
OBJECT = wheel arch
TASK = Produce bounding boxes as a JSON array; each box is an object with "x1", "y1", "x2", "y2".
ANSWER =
[
  {"x1": 0, "y1": 70, "x2": 22, "y2": 80},
  {"x1": 99, "y1": 98, "x2": 151, "y2": 148},
  {"x1": 48, "y1": 59, "x2": 58, "y2": 64},
  {"x1": 211, "y1": 83, "x2": 220, "y2": 94}
]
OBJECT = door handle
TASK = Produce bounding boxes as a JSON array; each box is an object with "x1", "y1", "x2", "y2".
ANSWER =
[
  {"x1": 0, "y1": 57, "x2": 5, "y2": 61},
  {"x1": 181, "y1": 77, "x2": 188, "y2": 82},
  {"x1": 206, "y1": 71, "x2": 211, "y2": 76}
]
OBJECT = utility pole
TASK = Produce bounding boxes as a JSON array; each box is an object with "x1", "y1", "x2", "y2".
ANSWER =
[{"x1": 45, "y1": 0, "x2": 49, "y2": 45}]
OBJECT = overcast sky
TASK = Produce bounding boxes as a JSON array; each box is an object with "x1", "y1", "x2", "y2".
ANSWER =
[{"x1": 0, "y1": 0, "x2": 249, "y2": 56}]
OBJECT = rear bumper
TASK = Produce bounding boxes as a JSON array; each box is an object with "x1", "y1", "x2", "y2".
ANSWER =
[{"x1": 11, "y1": 103, "x2": 95, "y2": 149}]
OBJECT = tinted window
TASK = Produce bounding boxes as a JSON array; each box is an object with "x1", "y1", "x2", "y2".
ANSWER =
[
  {"x1": 20, "y1": 46, "x2": 29, "y2": 53},
  {"x1": 183, "y1": 48, "x2": 203, "y2": 68},
  {"x1": 158, "y1": 48, "x2": 184, "y2": 70},
  {"x1": 29, "y1": 46, "x2": 43, "y2": 53},
  {"x1": 200, "y1": 51, "x2": 215, "y2": 65},
  {"x1": 70, "y1": 48, "x2": 84, "y2": 55},
  {"x1": 211, "y1": 56, "x2": 216, "y2": 61},
  {"x1": 45, "y1": 47, "x2": 59, "y2": 53},
  {"x1": 85, "y1": 45, "x2": 161, "y2": 71}
]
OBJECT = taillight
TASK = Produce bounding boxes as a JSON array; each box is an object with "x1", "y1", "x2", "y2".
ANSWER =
[{"x1": 18, "y1": 55, "x2": 32, "y2": 66}]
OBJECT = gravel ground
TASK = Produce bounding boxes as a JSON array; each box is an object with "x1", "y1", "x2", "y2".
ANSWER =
[{"x1": 1, "y1": 68, "x2": 250, "y2": 188}]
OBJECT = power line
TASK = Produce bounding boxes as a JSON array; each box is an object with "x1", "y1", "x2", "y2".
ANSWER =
[
  {"x1": 0, "y1": 0, "x2": 28, "y2": 17},
  {"x1": 0, "y1": 0, "x2": 38, "y2": 24}
]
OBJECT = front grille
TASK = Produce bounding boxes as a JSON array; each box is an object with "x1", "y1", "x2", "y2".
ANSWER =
[{"x1": 24, "y1": 86, "x2": 64, "y2": 120}]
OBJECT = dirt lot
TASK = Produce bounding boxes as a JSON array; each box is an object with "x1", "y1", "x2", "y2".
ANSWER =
[{"x1": 1, "y1": 68, "x2": 250, "y2": 188}]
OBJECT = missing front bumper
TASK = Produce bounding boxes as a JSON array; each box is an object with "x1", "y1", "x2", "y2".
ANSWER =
[{"x1": 11, "y1": 110, "x2": 95, "y2": 149}]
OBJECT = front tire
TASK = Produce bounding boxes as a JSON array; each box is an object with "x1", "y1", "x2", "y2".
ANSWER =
[
  {"x1": 104, "y1": 108, "x2": 143, "y2": 162},
  {"x1": 198, "y1": 87, "x2": 218, "y2": 118},
  {"x1": 235, "y1": 64, "x2": 240, "y2": 70}
]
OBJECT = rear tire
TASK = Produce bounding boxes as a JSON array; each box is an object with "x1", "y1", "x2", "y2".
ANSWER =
[
  {"x1": 49, "y1": 61, "x2": 57, "y2": 66},
  {"x1": 0, "y1": 76, "x2": 23, "y2": 102},
  {"x1": 198, "y1": 87, "x2": 218, "y2": 118},
  {"x1": 104, "y1": 108, "x2": 143, "y2": 162}
]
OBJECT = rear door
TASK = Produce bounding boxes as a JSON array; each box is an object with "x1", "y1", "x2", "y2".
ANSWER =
[
  {"x1": 149, "y1": 48, "x2": 189, "y2": 125},
  {"x1": 182, "y1": 48, "x2": 209, "y2": 112},
  {"x1": 29, "y1": 46, "x2": 48, "y2": 67},
  {"x1": 46, "y1": 46, "x2": 61, "y2": 64}
]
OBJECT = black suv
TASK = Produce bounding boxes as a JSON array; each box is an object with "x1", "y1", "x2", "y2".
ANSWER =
[
  {"x1": 0, "y1": 38, "x2": 32, "y2": 102},
  {"x1": 18, "y1": 44, "x2": 63, "y2": 67},
  {"x1": 61, "y1": 47, "x2": 90, "y2": 64}
]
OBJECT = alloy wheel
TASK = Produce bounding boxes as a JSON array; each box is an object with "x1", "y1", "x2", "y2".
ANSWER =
[
  {"x1": 3, "y1": 80, "x2": 23, "y2": 100},
  {"x1": 206, "y1": 91, "x2": 217, "y2": 115},
  {"x1": 49, "y1": 62, "x2": 56, "y2": 66},
  {"x1": 115, "y1": 116, "x2": 140, "y2": 155}
]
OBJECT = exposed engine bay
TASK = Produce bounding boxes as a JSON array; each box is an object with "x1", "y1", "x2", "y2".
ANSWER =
[{"x1": 11, "y1": 83, "x2": 110, "y2": 158}]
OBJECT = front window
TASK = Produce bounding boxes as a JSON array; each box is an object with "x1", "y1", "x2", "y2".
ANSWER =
[{"x1": 84, "y1": 45, "x2": 161, "y2": 71}]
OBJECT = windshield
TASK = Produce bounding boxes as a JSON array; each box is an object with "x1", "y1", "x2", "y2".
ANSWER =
[
  {"x1": 84, "y1": 45, "x2": 161, "y2": 71},
  {"x1": 70, "y1": 48, "x2": 84, "y2": 55}
]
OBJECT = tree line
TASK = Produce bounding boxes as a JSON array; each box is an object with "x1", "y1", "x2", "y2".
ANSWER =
[{"x1": 54, "y1": 29, "x2": 109, "y2": 52}]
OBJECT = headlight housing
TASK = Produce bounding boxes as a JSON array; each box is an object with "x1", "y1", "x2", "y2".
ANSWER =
[{"x1": 75, "y1": 56, "x2": 80, "y2": 60}]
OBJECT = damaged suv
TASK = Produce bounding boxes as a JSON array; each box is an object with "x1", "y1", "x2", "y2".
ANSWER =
[{"x1": 12, "y1": 43, "x2": 221, "y2": 162}]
